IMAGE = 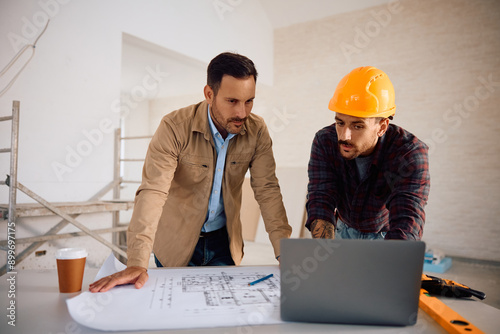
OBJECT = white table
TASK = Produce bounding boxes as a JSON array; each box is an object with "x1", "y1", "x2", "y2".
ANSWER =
[{"x1": 1, "y1": 268, "x2": 499, "y2": 334}]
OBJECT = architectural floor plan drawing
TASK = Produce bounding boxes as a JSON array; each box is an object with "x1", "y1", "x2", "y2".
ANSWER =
[
  {"x1": 147, "y1": 269, "x2": 280, "y2": 312},
  {"x1": 178, "y1": 271, "x2": 276, "y2": 305},
  {"x1": 67, "y1": 254, "x2": 283, "y2": 331}
]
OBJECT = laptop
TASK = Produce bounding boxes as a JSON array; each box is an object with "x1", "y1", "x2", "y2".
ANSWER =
[{"x1": 280, "y1": 239, "x2": 425, "y2": 326}]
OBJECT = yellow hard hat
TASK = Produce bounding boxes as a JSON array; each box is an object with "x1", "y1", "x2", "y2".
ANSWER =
[{"x1": 328, "y1": 66, "x2": 396, "y2": 118}]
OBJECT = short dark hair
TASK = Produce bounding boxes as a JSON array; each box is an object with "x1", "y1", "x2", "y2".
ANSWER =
[{"x1": 207, "y1": 52, "x2": 258, "y2": 95}]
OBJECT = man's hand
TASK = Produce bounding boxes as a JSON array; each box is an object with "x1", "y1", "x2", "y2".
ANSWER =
[
  {"x1": 310, "y1": 219, "x2": 335, "y2": 239},
  {"x1": 89, "y1": 266, "x2": 149, "y2": 293}
]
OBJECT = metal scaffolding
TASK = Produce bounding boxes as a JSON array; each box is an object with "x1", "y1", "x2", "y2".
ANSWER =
[{"x1": 0, "y1": 101, "x2": 149, "y2": 275}]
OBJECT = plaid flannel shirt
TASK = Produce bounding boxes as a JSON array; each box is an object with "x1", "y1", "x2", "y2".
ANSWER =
[{"x1": 306, "y1": 123, "x2": 430, "y2": 240}]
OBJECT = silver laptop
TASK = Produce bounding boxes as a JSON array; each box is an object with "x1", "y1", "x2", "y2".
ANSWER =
[{"x1": 280, "y1": 239, "x2": 425, "y2": 326}]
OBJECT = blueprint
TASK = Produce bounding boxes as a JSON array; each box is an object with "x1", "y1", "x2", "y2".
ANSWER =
[{"x1": 67, "y1": 254, "x2": 283, "y2": 331}]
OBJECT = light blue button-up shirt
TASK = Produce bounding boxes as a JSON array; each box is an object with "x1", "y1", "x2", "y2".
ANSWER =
[{"x1": 202, "y1": 106, "x2": 236, "y2": 232}]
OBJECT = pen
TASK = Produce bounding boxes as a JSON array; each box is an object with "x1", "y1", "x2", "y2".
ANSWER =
[{"x1": 248, "y1": 274, "x2": 273, "y2": 286}]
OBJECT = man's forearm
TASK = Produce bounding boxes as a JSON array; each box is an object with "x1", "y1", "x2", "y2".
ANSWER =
[{"x1": 310, "y1": 219, "x2": 335, "y2": 239}]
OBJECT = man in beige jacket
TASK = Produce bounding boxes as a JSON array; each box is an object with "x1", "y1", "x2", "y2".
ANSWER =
[{"x1": 90, "y1": 52, "x2": 291, "y2": 292}]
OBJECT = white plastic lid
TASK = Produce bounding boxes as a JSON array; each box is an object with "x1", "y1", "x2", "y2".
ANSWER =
[{"x1": 56, "y1": 248, "x2": 88, "y2": 259}]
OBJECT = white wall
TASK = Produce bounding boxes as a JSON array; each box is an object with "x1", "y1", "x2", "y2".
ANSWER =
[
  {"x1": 0, "y1": 0, "x2": 274, "y2": 200},
  {"x1": 0, "y1": 0, "x2": 274, "y2": 269},
  {"x1": 1, "y1": 0, "x2": 499, "y2": 269}
]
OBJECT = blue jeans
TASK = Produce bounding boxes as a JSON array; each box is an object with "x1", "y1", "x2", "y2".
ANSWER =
[
  {"x1": 155, "y1": 226, "x2": 235, "y2": 267},
  {"x1": 335, "y1": 219, "x2": 386, "y2": 240}
]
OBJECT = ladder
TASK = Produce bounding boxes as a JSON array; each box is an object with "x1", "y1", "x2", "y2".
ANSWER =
[
  {"x1": 112, "y1": 128, "x2": 152, "y2": 262},
  {"x1": 0, "y1": 101, "x2": 19, "y2": 273}
]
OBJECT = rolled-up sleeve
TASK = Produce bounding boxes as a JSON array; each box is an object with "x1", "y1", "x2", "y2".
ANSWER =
[{"x1": 306, "y1": 131, "x2": 338, "y2": 229}]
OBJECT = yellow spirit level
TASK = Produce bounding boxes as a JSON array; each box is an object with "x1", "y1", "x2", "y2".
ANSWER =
[{"x1": 419, "y1": 289, "x2": 485, "y2": 334}]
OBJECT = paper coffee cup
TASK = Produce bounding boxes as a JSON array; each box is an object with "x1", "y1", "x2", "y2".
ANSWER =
[{"x1": 56, "y1": 248, "x2": 87, "y2": 293}]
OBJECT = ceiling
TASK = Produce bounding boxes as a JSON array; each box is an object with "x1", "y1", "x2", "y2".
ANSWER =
[{"x1": 259, "y1": 0, "x2": 392, "y2": 29}]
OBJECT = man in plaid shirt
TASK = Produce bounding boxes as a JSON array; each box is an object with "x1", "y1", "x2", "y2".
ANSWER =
[{"x1": 306, "y1": 67, "x2": 430, "y2": 240}]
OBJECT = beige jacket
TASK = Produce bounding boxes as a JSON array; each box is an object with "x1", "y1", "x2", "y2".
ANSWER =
[{"x1": 127, "y1": 101, "x2": 291, "y2": 268}]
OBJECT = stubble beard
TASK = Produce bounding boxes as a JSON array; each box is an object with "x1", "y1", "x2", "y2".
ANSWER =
[
  {"x1": 212, "y1": 100, "x2": 246, "y2": 135},
  {"x1": 338, "y1": 140, "x2": 359, "y2": 160}
]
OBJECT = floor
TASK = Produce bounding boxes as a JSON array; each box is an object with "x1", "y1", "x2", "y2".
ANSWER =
[{"x1": 240, "y1": 241, "x2": 500, "y2": 310}]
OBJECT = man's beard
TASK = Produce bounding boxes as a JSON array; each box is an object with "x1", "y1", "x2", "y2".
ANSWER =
[
  {"x1": 212, "y1": 101, "x2": 246, "y2": 135},
  {"x1": 338, "y1": 140, "x2": 358, "y2": 160}
]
